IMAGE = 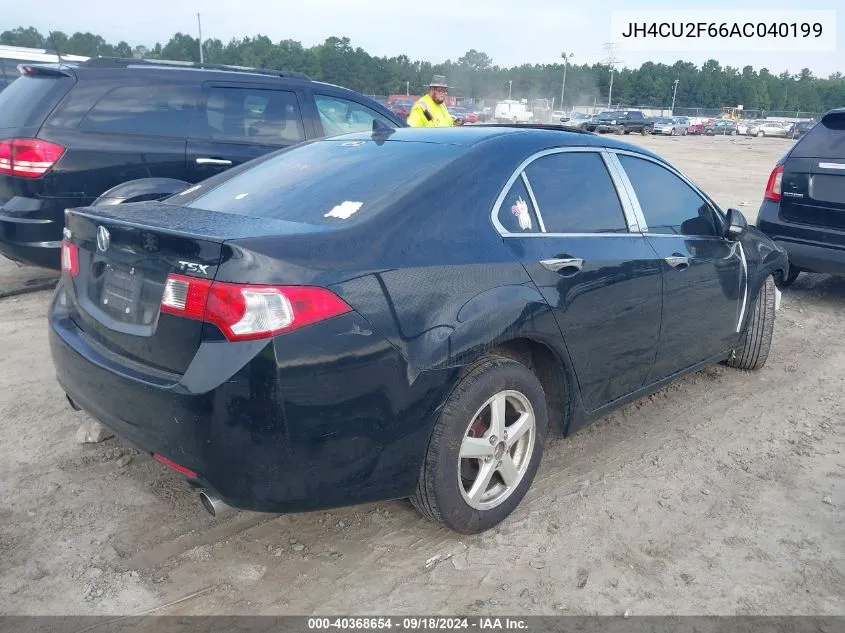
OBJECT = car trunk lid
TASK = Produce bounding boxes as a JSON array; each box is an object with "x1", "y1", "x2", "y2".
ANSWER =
[{"x1": 62, "y1": 201, "x2": 327, "y2": 375}]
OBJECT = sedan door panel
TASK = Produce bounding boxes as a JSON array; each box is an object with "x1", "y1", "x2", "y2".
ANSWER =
[{"x1": 507, "y1": 235, "x2": 663, "y2": 410}]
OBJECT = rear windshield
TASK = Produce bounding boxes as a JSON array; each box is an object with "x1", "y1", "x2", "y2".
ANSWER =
[
  {"x1": 791, "y1": 113, "x2": 845, "y2": 159},
  {"x1": 0, "y1": 75, "x2": 66, "y2": 128},
  {"x1": 180, "y1": 138, "x2": 466, "y2": 226}
]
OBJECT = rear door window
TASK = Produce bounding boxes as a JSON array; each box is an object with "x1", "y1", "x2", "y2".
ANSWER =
[
  {"x1": 79, "y1": 84, "x2": 202, "y2": 137},
  {"x1": 523, "y1": 152, "x2": 628, "y2": 233},
  {"x1": 791, "y1": 112, "x2": 845, "y2": 158},
  {"x1": 497, "y1": 176, "x2": 539, "y2": 233},
  {"x1": 204, "y1": 86, "x2": 305, "y2": 145}
]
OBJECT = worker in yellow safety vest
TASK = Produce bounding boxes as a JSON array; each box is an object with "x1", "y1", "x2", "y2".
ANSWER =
[{"x1": 406, "y1": 75, "x2": 455, "y2": 127}]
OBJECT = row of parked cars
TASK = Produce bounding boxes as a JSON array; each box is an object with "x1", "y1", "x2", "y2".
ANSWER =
[
  {"x1": 553, "y1": 110, "x2": 816, "y2": 139},
  {"x1": 3, "y1": 54, "x2": 843, "y2": 535}
]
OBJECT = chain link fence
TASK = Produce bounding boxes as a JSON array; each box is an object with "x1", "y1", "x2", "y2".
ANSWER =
[{"x1": 671, "y1": 107, "x2": 821, "y2": 121}]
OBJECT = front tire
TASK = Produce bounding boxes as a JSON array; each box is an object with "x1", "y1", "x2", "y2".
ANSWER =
[
  {"x1": 411, "y1": 354, "x2": 549, "y2": 534},
  {"x1": 726, "y1": 275, "x2": 776, "y2": 371},
  {"x1": 774, "y1": 264, "x2": 800, "y2": 288}
]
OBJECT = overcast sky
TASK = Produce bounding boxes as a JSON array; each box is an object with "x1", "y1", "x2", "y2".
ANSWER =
[{"x1": 6, "y1": 0, "x2": 843, "y2": 76}]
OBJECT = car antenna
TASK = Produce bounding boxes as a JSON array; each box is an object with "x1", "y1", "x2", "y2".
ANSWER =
[{"x1": 47, "y1": 31, "x2": 65, "y2": 64}]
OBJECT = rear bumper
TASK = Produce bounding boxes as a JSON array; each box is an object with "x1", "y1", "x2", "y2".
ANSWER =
[
  {"x1": 48, "y1": 284, "x2": 456, "y2": 514},
  {"x1": 756, "y1": 199, "x2": 845, "y2": 275},
  {"x1": 0, "y1": 196, "x2": 71, "y2": 269}
]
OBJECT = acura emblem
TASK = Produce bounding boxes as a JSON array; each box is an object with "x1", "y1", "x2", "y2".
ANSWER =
[{"x1": 96, "y1": 226, "x2": 110, "y2": 252}]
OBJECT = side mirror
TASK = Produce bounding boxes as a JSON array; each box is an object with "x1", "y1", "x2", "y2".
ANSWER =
[{"x1": 725, "y1": 208, "x2": 748, "y2": 239}]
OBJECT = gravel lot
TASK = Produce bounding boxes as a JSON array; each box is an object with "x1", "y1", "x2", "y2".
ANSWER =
[{"x1": 1, "y1": 134, "x2": 843, "y2": 616}]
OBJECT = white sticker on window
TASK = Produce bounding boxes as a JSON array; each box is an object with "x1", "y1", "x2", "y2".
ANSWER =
[
  {"x1": 324, "y1": 201, "x2": 363, "y2": 220},
  {"x1": 511, "y1": 196, "x2": 532, "y2": 231}
]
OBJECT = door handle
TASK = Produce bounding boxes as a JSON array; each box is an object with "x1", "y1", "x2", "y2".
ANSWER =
[
  {"x1": 540, "y1": 257, "x2": 584, "y2": 274},
  {"x1": 196, "y1": 157, "x2": 233, "y2": 166},
  {"x1": 665, "y1": 254, "x2": 690, "y2": 270}
]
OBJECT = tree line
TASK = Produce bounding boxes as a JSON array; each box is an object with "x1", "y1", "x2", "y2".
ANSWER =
[{"x1": 3, "y1": 26, "x2": 844, "y2": 113}]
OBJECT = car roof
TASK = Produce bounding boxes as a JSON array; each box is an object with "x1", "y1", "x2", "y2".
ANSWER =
[
  {"x1": 319, "y1": 125, "x2": 667, "y2": 160},
  {"x1": 64, "y1": 58, "x2": 368, "y2": 95}
]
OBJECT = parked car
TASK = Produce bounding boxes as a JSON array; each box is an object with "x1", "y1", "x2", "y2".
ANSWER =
[
  {"x1": 460, "y1": 108, "x2": 479, "y2": 124},
  {"x1": 653, "y1": 117, "x2": 689, "y2": 136},
  {"x1": 387, "y1": 99, "x2": 415, "y2": 120},
  {"x1": 755, "y1": 108, "x2": 845, "y2": 288},
  {"x1": 551, "y1": 110, "x2": 567, "y2": 124},
  {"x1": 560, "y1": 112, "x2": 592, "y2": 130},
  {"x1": 586, "y1": 110, "x2": 652, "y2": 135},
  {"x1": 448, "y1": 106, "x2": 477, "y2": 125},
  {"x1": 494, "y1": 100, "x2": 533, "y2": 123},
  {"x1": 687, "y1": 118, "x2": 713, "y2": 135},
  {"x1": 736, "y1": 119, "x2": 757, "y2": 135},
  {"x1": 746, "y1": 121, "x2": 790, "y2": 138},
  {"x1": 50, "y1": 125, "x2": 786, "y2": 534},
  {"x1": 0, "y1": 57, "x2": 405, "y2": 270},
  {"x1": 584, "y1": 111, "x2": 616, "y2": 132},
  {"x1": 704, "y1": 120, "x2": 738, "y2": 135},
  {"x1": 786, "y1": 120, "x2": 815, "y2": 139}
]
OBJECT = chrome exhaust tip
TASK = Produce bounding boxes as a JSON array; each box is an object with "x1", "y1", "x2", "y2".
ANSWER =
[{"x1": 199, "y1": 490, "x2": 236, "y2": 518}]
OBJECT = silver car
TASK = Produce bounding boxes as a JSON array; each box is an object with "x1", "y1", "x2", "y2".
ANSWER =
[
  {"x1": 746, "y1": 121, "x2": 790, "y2": 138},
  {"x1": 560, "y1": 111, "x2": 592, "y2": 130},
  {"x1": 653, "y1": 116, "x2": 690, "y2": 136}
]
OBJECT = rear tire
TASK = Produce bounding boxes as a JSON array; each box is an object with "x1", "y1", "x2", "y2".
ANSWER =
[
  {"x1": 726, "y1": 275, "x2": 776, "y2": 371},
  {"x1": 410, "y1": 354, "x2": 549, "y2": 534}
]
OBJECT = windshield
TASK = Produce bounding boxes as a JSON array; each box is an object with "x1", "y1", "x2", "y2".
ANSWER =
[
  {"x1": 597, "y1": 112, "x2": 616, "y2": 120},
  {"x1": 656, "y1": 118, "x2": 673, "y2": 124},
  {"x1": 179, "y1": 138, "x2": 466, "y2": 227}
]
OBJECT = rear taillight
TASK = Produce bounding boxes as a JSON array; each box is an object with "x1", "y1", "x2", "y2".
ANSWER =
[
  {"x1": 764, "y1": 164, "x2": 784, "y2": 202},
  {"x1": 61, "y1": 240, "x2": 79, "y2": 277},
  {"x1": 160, "y1": 274, "x2": 352, "y2": 342},
  {"x1": 0, "y1": 138, "x2": 65, "y2": 178}
]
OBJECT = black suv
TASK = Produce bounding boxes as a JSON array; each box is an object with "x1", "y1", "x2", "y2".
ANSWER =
[
  {"x1": 585, "y1": 110, "x2": 653, "y2": 135},
  {"x1": 756, "y1": 108, "x2": 845, "y2": 286},
  {"x1": 0, "y1": 58, "x2": 405, "y2": 269}
]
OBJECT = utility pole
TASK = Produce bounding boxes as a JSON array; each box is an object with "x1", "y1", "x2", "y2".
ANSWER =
[
  {"x1": 406, "y1": 80, "x2": 409, "y2": 96},
  {"x1": 603, "y1": 42, "x2": 621, "y2": 109},
  {"x1": 560, "y1": 52, "x2": 574, "y2": 112},
  {"x1": 197, "y1": 13, "x2": 204, "y2": 64},
  {"x1": 508, "y1": 80, "x2": 512, "y2": 101},
  {"x1": 671, "y1": 79, "x2": 679, "y2": 114}
]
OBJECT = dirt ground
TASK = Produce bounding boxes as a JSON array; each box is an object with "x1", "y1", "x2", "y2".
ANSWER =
[{"x1": 1, "y1": 134, "x2": 843, "y2": 616}]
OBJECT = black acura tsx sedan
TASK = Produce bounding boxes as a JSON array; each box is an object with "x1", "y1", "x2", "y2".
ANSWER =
[{"x1": 49, "y1": 124, "x2": 788, "y2": 534}]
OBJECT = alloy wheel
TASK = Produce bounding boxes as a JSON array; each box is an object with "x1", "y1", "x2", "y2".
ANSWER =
[{"x1": 458, "y1": 390, "x2": 536, "y2": 511}]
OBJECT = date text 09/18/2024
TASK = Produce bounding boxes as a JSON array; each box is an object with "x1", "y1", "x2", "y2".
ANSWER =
[{"x1": 307, "y1": 617, "x2": 530, "y2": 631}]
